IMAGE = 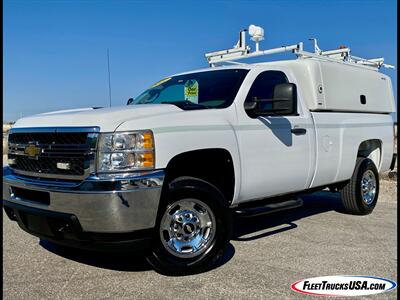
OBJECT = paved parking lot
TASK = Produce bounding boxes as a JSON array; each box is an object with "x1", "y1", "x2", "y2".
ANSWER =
[{"x1": 3, "y1": 179, "x2": 397, "y2": 299}]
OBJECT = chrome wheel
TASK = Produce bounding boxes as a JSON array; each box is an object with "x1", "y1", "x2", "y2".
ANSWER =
[
  {"x1": 160, "y1": 198, "x2": 216, "y2": 258},
  {"x1": 361, "y1": 170, "x2": 376, "y2": 205}
]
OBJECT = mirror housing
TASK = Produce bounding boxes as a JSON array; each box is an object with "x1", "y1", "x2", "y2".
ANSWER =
[
  {"x1": 127, "y1": 98, "x2": 134, "y2": 105},
  {"x1": 244, "y1": 83, "x2": 297, "y2": 116},
  {"x1": 271, "y1": 83, "x2": 297, "y2": 115}
]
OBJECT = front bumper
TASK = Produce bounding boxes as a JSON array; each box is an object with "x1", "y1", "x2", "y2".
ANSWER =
[{"x1": 3, "y1": 167, "x2": 164, "y2": 249}]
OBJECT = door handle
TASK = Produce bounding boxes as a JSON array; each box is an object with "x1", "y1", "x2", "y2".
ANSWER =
[{"x1": 291, "y1": 128, "x2": 307, "y2": 135}]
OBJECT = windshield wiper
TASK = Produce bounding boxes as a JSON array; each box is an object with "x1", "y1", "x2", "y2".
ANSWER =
[{"x1": 161, "y1": 101, "x2": 208, "y2": 110}]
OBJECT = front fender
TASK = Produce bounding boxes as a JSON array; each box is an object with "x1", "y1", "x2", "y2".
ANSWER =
[{"x1": 116, "y1": 108, "x2": 242, "y2": 203}]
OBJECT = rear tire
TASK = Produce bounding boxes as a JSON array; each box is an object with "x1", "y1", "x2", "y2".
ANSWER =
[
  {"x1": 340, "y1": 157, "x2": 379, "y2": 215},
  {"x1": 146, "y1": 176, "x2": 232, "y2": 275}
]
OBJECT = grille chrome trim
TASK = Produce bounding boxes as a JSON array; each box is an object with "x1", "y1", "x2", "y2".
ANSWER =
[
  {"x1": 8, "y1": 127, "x2": 100, "y2": 180},
  {"x1": 8, "y1": 143, "x2": 97, "y2": 156},
  {"x1": 9, "y1": 127, "x2": 100, "y2": 133},
  {"x1": 12, "y1": 168, "x2": 93, "y2": 180}
]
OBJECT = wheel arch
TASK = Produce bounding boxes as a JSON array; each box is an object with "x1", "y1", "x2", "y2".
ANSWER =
[
  {"x1": 357, "y1": 139, "x2": 382, "y2": 170},
  {"x1": 163, "y1": 148, "x2": 236, "y2": 205}
]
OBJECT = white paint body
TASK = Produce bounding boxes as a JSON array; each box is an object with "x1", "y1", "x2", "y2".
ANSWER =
[{"x1": 14, "y1": 59, "x2": 396, "y2": 205}]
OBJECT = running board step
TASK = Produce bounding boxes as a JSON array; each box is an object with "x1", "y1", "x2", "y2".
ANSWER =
[{"x1": 234, "y1": 198, "x2": 303, "y2": 217}]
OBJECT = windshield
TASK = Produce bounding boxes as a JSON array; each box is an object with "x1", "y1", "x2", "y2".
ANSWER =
[{"x1": 130, "y1": 69, "x2": 249, "y2": 110}]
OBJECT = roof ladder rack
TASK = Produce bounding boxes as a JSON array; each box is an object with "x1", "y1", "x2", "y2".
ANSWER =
[{"x1": 205, "y1": 25, "x2": 395, "y2": 70}]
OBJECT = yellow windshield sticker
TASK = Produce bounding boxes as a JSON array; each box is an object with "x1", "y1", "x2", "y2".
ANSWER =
[
  {"x1": 150, "y1": 77, "x2": 172, "y2": 88},
  {"x1": 184, "y1": 79, "x2": 199, "y2": 103}
]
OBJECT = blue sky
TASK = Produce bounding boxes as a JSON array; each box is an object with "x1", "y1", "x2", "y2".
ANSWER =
[{"x1": 3, "y1": 0, "x2": 397, "y2": 122}]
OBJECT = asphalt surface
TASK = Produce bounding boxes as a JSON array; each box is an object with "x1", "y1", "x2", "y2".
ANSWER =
[{"x1": 3, "y1": 180, "x2": 397, "y2": 300}]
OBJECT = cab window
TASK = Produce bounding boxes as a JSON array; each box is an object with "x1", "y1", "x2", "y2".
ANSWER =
[{"x1": 245, "y1": 71, "x2": 289, "y2": 112}]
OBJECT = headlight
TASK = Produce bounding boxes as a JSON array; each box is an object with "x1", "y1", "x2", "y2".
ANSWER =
[{"x1": 97, "y1": 130, "x2": 155, "y2": 172}]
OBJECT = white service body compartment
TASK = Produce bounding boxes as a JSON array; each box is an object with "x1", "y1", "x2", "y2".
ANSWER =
[{"x1": 317, "y1": 62, "x2": 395, "y2": 113}]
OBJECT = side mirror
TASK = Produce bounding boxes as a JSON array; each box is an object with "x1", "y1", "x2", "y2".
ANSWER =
[
  {"x1": 244, "y1": 83, "x2": 297, "y2": 116},
  {"x1": 271, "y1": 83, "x2": 297, "y2": 115},
  {"x1": 127, "y1": 98, "x2": 134, "y2": 105}
]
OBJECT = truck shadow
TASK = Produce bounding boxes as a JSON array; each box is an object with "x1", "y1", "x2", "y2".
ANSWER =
[
  {"x1": 39, "y1": 239, "x2": 153, "y2": 272},
  {"x1": 40, "y1": 238, "x2": 236, "y2": 275},
  {"x1": 39, "y1": 191, "x2": 343, "y2": 275},
  {"x1": 257, "y1": 116, "x2": 293, "y2": 146}
]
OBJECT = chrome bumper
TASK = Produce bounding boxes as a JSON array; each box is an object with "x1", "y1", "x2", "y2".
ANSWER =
[{"x1": 3, "y1": 167, "x2": 164, "y2": 233}]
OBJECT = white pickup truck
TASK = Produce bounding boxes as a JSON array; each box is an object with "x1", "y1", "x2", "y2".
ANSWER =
[{"x1": 3, "y1": 26, "x2": 396, "y2": 275}]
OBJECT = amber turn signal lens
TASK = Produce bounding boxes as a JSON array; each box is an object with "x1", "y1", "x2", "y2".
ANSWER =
[
  {"x1": 143, "y1": 132, "x2": 154, "y2": 149},
  {"x1": 142, "y1": 152, "x2": 154, "y2": 167}
]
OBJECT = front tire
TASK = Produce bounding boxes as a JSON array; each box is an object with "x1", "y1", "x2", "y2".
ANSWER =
[
  {"x1": 146, "y1": 176, "x2": 232, "y2": 275},
  {"x1": 340, "y1": 157, "x2": 379, "y2": 215}
]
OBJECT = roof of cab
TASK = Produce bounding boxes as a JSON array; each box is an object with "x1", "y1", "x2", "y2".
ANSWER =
[
  {"x1": 172, "y1": 57, "x2": 382, "y2": 79},
  {"x1": 171, "y1": 59, "x2": 301, "y2": 77}
]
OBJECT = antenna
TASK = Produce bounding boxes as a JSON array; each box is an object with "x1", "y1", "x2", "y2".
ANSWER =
[{"x1": 107, "y1": 48, "x2": 112, "y2": 107}]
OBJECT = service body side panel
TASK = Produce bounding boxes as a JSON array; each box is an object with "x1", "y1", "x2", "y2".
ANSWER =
[
  {"x1": 318, "y1": 62, "x2": 395, "y2": 113},
  {"x1": 310, "y1": 112, "x2": 394, "y2": 188}
]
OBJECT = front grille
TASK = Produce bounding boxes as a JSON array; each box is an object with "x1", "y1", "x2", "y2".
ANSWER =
[
  {"x1": 13, "y1": 156, "x2": 86, "y2": 176},
  {"x1": 8, "y1": 128, "x2": 99, "y2": 180},
  {"x1": 9, "y1": 132, "x2": 89, "y2": 145}
]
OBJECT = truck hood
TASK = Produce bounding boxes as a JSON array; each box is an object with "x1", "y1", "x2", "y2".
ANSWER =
[{"x1": 13, "y1": 104, "x2": 182, "y2": 132}]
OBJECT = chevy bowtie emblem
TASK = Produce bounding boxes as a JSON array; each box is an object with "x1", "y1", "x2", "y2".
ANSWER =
[{"x1": 24, "y1": 143, "x2": 41, "y2": 158}]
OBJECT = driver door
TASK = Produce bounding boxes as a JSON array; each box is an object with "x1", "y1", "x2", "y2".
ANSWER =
[{"x1": 236, "y1": 70, "x2": 314, "y2": 202}]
